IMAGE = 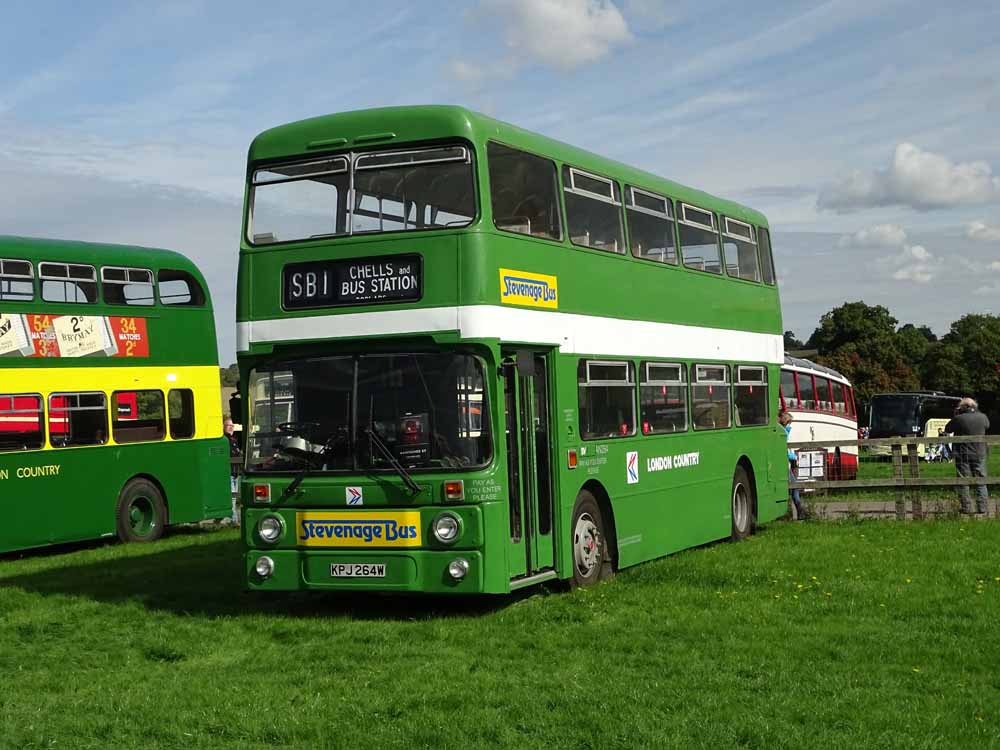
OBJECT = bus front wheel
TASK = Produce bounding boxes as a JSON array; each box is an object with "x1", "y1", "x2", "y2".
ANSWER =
[
  {"x1": 731, "y1": 465, "x2": 755, "y2": 541},
  {"x1": 570, "y1": 490, "x2": 611, "y2": 587},
  {"x1": 116, "y1": 478, "x2": 167, "y2": 543}
]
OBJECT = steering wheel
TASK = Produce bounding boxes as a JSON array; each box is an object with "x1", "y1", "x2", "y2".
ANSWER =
[{"x1": 276, "y1": 421, "x2": 321, "y2": 436}]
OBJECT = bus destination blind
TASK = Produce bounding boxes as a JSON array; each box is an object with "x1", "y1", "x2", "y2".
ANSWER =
[{"x1": 283, "y1": 255, "x2": 422, "y2": 309}]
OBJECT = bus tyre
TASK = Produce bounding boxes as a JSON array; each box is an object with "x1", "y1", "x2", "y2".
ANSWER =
[
  {"x1": 570, "y1": 490, "x2": 610, "y2": 587},
  {"x1": 731, "y1": 466, "x2": 755, "y2": 541},
  {"x1": 116, "y1": 478, "x2": 167, "y2": 543}
]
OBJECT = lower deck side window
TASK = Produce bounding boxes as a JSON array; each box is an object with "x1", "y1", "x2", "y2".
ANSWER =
[
  {"x1": 734, "y1": 366, "x2": 768, "y2": 426},
  {"x1": 113, "y1": 390, "x2": 166, "y2": 444},
  {"x1": 691, "y1": 364, "x2": 730, "y2": 430},
  {"x1": 578, "y1": 360, "x2": 635, "y2": 439},
  {"x1": 639, "y1": 362, "x2": 687, "y2": 434},
  {"x1": 168, "y1": 389, "x2": 196, "y2": 439},
  {"x1": 49, "y1": 392, "x2": 108, "y2": 447},
  {"x1": 0, "y1": 394, "x2": 45, "y2": 452}
]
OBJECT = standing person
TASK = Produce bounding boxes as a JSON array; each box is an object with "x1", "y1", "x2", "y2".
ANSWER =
[
  {"x1": 779, "y1": 411, "x2": 804, "y2": 520},
  {"x1": 224, "y1": 417, "x2": 242, "y2": 524},
  {"x1": 944, "y1": 397, "x2": 990, "y2": 515}
]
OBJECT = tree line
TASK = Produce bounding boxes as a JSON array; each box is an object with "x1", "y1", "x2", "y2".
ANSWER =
[{"x1": 785, "y1": 301, "x2": 1000, "y2": 423}]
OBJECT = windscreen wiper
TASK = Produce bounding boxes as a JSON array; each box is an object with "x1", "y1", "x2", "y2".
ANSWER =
[
  {"x1": 279, "y1": 455, "x2": 313, "y2": 501},
  {"x1": 364, "y1": 427, "x2": 422, "y2": 496}
]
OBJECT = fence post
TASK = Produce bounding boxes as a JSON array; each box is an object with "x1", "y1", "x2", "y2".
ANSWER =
[
  {"x1": 907, "y1": 444, "x2": 922, "y2": 519},
  {"x1": 892, "y1": 443, "x2": 906, "y2": 520}
]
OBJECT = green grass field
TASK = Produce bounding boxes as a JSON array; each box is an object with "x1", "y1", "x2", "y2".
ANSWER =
[{"x1": 2, "y1": 521, "x2": 999, "y2": 750}]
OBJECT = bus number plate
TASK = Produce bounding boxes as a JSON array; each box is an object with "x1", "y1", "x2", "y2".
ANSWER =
[
  {"x1": 330, "y1": 563, "x2": 386, "y2": 578},
  {"x1": 283, "y1": 254, "x2": 422, "y2": 309}
]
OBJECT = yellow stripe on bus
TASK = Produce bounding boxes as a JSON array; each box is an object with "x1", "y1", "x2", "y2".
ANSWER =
[{"x1": 0, "y1": 365, "x2": 223, "y2": 450}]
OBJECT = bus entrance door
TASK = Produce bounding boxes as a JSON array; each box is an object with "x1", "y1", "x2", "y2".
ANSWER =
[{"x1": 503, "y1": 350, "x2": 556, "y2": 585}]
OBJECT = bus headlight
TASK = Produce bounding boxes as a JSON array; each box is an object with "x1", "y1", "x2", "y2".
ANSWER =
[
  {"x1": 254, "y1": 556, "x2": 274, "y2": 579},
  {"x1": 432, "y1": 512, "x2": 462, "y2": 544},
  {"x1": 447, "y1": 558, "x2": 470, "y2": 580},
  {"x1": 257, "y1": 515, "x2": 284, "y2": 544}
]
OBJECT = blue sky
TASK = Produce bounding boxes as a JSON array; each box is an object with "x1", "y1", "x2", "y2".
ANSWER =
[{"x1": 2, "y1": 0, "x2": 999, "y2": 359}]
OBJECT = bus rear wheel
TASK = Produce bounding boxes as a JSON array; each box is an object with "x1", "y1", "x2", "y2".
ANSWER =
[
  {"x1": 571, "y1": 490, "x2": 611, "y2": 587},
  {"x1": 116, "y1": 478, "x2": 167, "y2": 543},
  {"x1": 731, "y1": 465, "x2": 755, "y2": 541}
]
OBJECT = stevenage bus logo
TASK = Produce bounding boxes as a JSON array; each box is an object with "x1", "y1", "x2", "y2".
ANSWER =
[
  {"x1": 498, "y1": 268, "x2": 558, "y2": 309},
  {"x1": 295, "y1": 511, "x2": 421, "y2": 548}
]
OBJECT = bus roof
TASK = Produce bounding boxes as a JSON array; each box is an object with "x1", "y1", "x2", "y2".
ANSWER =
[
  {"x1": 783, "y1": 355, "x2": 851, "y2": 386},
  {"x1": 0, "y1": 235, "x2": 205, "y2": 278},
  {"x1": 871, "y1": 392, "x2": 960, "y2": 400},
  {"x1": 248, "y1": 105, "x2": 768, "y2": 227}
]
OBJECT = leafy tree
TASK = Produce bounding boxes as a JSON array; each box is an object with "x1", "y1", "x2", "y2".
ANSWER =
[
  {"x1": 808, "y1": 301, "x2": 919, "y2": 404},
  {"x1": 783, "y1": 330, "x2": 804, "y2": 350},
  {"x1": 896, "y1": 323, "x2": 936, "y2": 380},
  {"x1": 220, "y1": 363, "x2": 239, "y2": 388},
  {"x1": 924, "y1": 314, "x2": 1000, "y2": 426}
]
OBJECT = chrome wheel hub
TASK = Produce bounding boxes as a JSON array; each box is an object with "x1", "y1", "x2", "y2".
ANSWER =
[
  {"x1": 733, "y1": 483, "x2": 750, "y2": 532},
  {"x1": 573, "y1": 513, "x2": 601, "y2": 577}
]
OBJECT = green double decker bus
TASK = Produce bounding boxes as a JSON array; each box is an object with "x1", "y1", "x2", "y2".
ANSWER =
[
  {"x1": 0, "y1": 236, "x2": 231, "y2": 554},
  {"x1": 237, "y1": 106, "x2": 786, "y2": 593}
]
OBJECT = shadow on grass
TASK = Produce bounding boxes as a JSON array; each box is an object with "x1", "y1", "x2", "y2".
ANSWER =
[{"x1": 0, "y1": 529, "x2": 528, "y2": 621}]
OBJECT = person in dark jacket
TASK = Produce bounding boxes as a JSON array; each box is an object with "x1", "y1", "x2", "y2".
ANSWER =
[{"x1": 944, "y1": 397, "x2": 990, "y2": 514}]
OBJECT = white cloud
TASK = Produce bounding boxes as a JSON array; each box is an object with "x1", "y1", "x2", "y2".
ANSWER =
[
  {"x1": 967, "y1": 220, "x2": 1000, "y2": 242},
  {"x1": 475, "y1": 0, "x2": 632, "y2": 71},
  {"x1": 818, "y1": 143, "x2": 1000, "y2": 212},
  {"x1": 974, "y1": 283, "x2": 1000, "y2": 296},
  {"x1": 838, "y1": 223, "x2": 908, "y2": 248},
  {"x1": 989, "y1": 261, "x2": 1000, "y2": 272},
  {"x1": 448, "y1": 60, "x2": 486, "y2": 83},
  {"x1": 623, "y1": 0, "x2": 674, "y2": 32},
  {"x1": 878, "y1": 243, "x2": 942, "y2": 284}
]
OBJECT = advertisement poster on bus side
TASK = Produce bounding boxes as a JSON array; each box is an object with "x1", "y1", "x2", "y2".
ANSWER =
[{"x1": 0, "y1": 313, "x2": 150, "y2": 358}]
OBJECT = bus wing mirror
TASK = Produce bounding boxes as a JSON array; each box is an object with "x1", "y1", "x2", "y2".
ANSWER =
[{"x1": 516, "y1": 350, "x2": 536, "y2": 378}]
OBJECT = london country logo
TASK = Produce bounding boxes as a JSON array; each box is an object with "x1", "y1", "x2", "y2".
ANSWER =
[{"x1": 626, "y1": 451, "x2": 639, "y2": 485}]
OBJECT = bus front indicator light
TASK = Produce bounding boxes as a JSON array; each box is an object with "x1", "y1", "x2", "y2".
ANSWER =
[
  {"x1": 257, "y1": 515, "x2": 284, "y2": 543},
  {"x1": 254, "y1": 556, "x2": 274, "y2": 579},
  {"x1": 253, "y1": 484, "x2": 271, "y2": 504},
  {"x1": 448, "y1": 558, "x2": 470, "y2": 580},
  {"x1": 432, "y1": 512, "x2": 462, "y2": 544},
  {"x1": 443, "y1": 480, "x2": 464, "y2": 502}
]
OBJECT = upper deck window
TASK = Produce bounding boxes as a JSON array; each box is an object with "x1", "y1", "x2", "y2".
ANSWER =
[
  {"x1": 158, "y1": 269, "x2": 206, "y2": 307},
  {"x1": 353, "y1": 146, "x2": 475, "y2": 235},
  {"x1": 248, "y1": 145, "x2": 475, "y2": 245},
  {"x1": 251, "y1": 157, "x2": 349, "y2": 243},
  {"x1": 679, "y1": 204, "x2": 722, "y2": 275},
  {"x1": 39, "y1": 262, "x2": 98, "y2": 304},
  {"x1": 563, "y1": 166, "x2": 625, "y2": 254},
  {"x1": 721, "y1": 217, "x2": 760, "y2": 282},
  {"x1": 0, "y1": 258, "x2": 34, "y2": 302},
  {"x1": 758, "y1": 227, "x2": 776, "y2": 285},
  {"x1": 102, "y1": 266, "x2": 155, "y2": 306},
  {"x1": 487, "y1": 142, "x2": 562, "y2": 241},
  {"x1": 627, "y1": 186, "x2": 677, "y2": 265}
]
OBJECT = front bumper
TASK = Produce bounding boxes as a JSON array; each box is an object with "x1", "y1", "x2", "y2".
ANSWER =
[{"x1": 244, "y1": 548, "x2": 484, "y2": 593}]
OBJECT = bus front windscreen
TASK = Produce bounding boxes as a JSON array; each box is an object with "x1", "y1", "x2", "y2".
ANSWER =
[
  {"x1": 246, "y1": 353, "x2": 490, "y2": 473},
  {"x1": 249, "y1": 145, "x2": 476, "y2": 244},
  {"x1": 869, "y1": 395, "x2": 920, "y2": 437}
]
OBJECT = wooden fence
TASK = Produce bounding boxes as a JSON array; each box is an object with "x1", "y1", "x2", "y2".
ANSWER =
[{"x1": 787, "y1": 435, "x2": 1000, "y2": 520}]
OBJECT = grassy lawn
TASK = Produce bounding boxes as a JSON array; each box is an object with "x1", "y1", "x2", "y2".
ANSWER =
[{"x1": 2, "y1": 521, "x2": 999, "y2": 749}]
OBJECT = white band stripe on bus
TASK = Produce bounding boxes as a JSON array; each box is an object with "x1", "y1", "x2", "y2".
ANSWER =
[{"x1": 236, "y1": 305, "x2": 784, "y2": 364}]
